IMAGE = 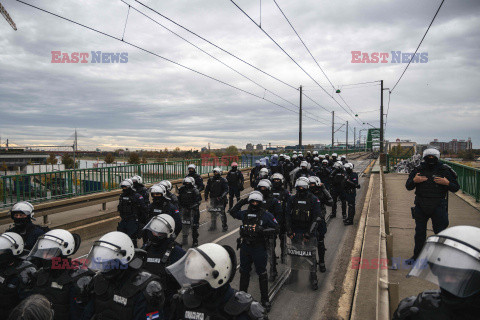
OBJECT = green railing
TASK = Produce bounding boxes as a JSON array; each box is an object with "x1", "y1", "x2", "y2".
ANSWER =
[
  {"x1": 1, "y1": 155, "x2": 262, "y2": 209},
  {"x1": 441, "y1": 160, "x2": 480, "y2": 202},
  {"x1": 385, "y1": 154, "x2": 480, "y2": 202}
]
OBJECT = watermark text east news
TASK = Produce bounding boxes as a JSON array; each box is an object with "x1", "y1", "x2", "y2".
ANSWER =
[
  {"x1": 51, "y1": 51, "x2": 128, "y2": 63},
  {"x1": 351, "y1": 51, "x2": 428, "y2": 63}
]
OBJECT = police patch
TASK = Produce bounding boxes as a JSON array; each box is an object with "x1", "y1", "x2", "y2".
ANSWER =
[
  {"x1": 184, "y1": 311, "x2": 205, "y2": 320},
  {"x1": 113, "y1": 294, "x2": 128, "y2": 306},
  {"x1": 146, "y1": 311, "x2": 159, "y2": 319}
]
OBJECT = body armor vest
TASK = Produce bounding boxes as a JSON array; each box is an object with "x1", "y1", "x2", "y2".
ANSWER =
[
  {"x1": 291, "y1": 195, "x2": 314, "y2": 229},
  {"x1": 119, "y1": 194, "x2": 136, "y2": 219}
]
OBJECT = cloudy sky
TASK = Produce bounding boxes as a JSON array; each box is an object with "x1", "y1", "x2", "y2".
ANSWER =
[{"x1": 0, "y1": 0, "x2": 479, "y2": 150}]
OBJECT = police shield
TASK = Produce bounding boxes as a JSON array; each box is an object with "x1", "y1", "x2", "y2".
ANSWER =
[
  {"x1": 286, "y1": 237, "x2": 317, "y2": 271},
  {"x1": 207, "y1": 198, "x2": 224, "y2": 217}
]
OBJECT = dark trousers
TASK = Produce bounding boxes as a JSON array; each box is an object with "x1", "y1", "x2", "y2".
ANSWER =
[
  {"x1": 345, "y1": 192, "x2": 356, "y2": 221},
  {"x1": 117, "y1": 219, "x2": 139, "y2": 247},
  {"x1": 239, "y1": 242, "x2": 268, "y2": 275},
  {"x1": 331, "y1": 188, "x2": 346, "y2": 216},
  {"x1": 413, "y1": 199, "x2": 448, "y2": 257},
  {"x1": 228, "y1": 185, "x2": 241, "y2": 209}
]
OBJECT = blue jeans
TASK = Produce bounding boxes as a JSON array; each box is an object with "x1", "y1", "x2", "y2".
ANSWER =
[
  {"x1": 239, "y1": 242, "x2": 268, "y2": 275},
  {"x1": 413, "y1": 199, "x2": 448, "y2": 257}
]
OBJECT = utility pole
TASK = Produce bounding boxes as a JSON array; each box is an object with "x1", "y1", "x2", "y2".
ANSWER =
[
  {"x1": 299, "y1": 85, "x2": 303, "y2": 151},
  {"x1": 380, "y1": 80, "x2": 384, "y2": 153},
  {"x1": 346, "y1": 121, "x2": 348, "y2": 155},
  {"x1": 331, "y1": 111, "x2": 334, "y2": 150},
  {"x1": 354, "y1": 127, "x2": 356, "y2": 149},
  {"x1": 73, "y1": 129, "x2": 77, "y2": 169}
]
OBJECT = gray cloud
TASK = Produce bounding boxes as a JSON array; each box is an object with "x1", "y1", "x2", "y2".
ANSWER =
[{"x1": 0, "y1": 0, "x2": 479, "y2": 150}]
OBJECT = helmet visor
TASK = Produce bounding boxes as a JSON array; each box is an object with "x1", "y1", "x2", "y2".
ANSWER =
[
  {"x1": 85, "y1": 241, "x2": 129, "y2": 272},
  {"x1": 0, "y1": 236, "x2": 14, "y2": 253},
  {"x1": 143, "y1": 216, "x2": 172, "y2": 238},
  {"x1": 28, "y1": 236, "x2": 63, "y2": 260},
  {"x1": 408, "y1": 239, "x2": 480, "y2": 298},
  {"x1": 166, "y1": 248, "x2": 216, "y2": 287}
]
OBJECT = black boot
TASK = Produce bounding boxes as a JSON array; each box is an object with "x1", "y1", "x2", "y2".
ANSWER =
[
  {"x1": 310, "y1": 272, "x2": 318, "y2": 290},
  {"x1": 259, "y1": 273, "x2": 271, "y2": 312},
  {"x1": 221, "y1": 213, "x2": 228, "y2": 232},
  {"x1": 192, "y1": 227, "x2": 199, "y2": 247},
  {"x1": 239, "y1": 272, "x2": 250, "y2": 293},
  {"x1": 318, "y1": 241, "x2": 326, "y2": 273}
]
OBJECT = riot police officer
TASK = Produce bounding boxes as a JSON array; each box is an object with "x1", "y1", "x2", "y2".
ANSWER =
[
  {"x1": 230, "y1": 191, "x2": 279, "y2": 311},
  {"x1": 0, "y1": 232, "x2": 37, "y2": 318},
  {"x1": 340, "y1": 155, "x2": 348, "y2": 165},
  {"x1": 226, "y1": 162, "x2": 245, "y2": 211},
  {"x1": 7, "y1": 201, "x2": 48, "y2": 251},
  {"x1": 270, "y1": 173, "x2": 291, "y2": 266},
  {"x1": 292, "y1": 154, "x2": 299, "y2": 168},
  {"x1": 317, "y1": 159, "x2": 332, "y2": 191},
  {"x1": 142, "y1": 214, "x2": 186, "y2": 318},
  {"x1": 158, "y1": 180, "x2": 179, "y2": 207},
  {"x1": 344, "y1": 163, "x2": 360, "y2": 225},
  {"x1": 253, "y1": 168, "x2": 270, "y2": 189},
  {"x1": 117, "y1": 179, "x2": 148, "y2": 248},
  {"x1": 205, "y1": 167, "x2": 229, "y2": 232},
  {"x1": 27, "y1": 229, "x2": 91, "y2": 320},
  {"x1": 286, "y1": 178, "x2": 322, "y2": 290},
  {"x1": 167, "y1": 243, "x2": 267, "y2": 319},
  {"x1": 405, "y1": 148, "x2": 459, "y2": 262},
  {"x1": 282, "y1": 156, "x2": 294, "y2": 191},
  {"x1": 83, "y1": 231, "x2": 164, "y2": 320},
  {"x1": 255, "y1": 179, "x2": 282, "y2": 282},
  {"x1": 186, "y1": 164, "x2": 205, "y2": 192},
  {"x1": 329, "y1": 153, "x2": 338, "y2": 167},
  {"x1": 324, "y1": 153, "x2": 330, "y2": 164},
  {"x1": 294, "y1": 161, "x2": 314, "y2": 181},
  {"x1": 305, "y1": 151, "x2": 313, "y2": 164},
  {"x1": 177, "y1": 177, "x2": 202, "y2": 246},
  {"x1": 330, "y1": 162, "x2": 347, "y2": 218},
  {"x1": 393, "y1": 226, "x2": 480, "y2": 320},
  {"x1": 308, "y1": 176, "x2": 332, "y2": 273},
  {"x1": 132, "y1": 175, "x2": 150, "y2": 206},
  {"x1": 270, "y1": 155, "x2": 284, "y2": 176},
  {"x1": 311, "y1": 157, "x2": 321, "y2": 173},
  {"x1": 148, "y1": 185, "x2": 182, "y2": 237},
  {"x1": 250, "y1": 160, "x2": 261, "y2": 188}
]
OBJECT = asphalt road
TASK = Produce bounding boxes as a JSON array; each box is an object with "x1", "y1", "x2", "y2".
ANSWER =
[{"x1": 73, "y1": 157, "x2": 373, "y2": 319}]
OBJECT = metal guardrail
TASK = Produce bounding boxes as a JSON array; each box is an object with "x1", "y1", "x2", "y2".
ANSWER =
[
  {"x1": 386, "y1": 155, "x2": 480, "y2": 202},
  {"x1": 0, "y1": 155, "x2": 262, "y2": 209}
]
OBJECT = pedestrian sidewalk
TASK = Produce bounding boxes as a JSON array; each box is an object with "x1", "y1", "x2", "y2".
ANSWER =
[
  {"x1": 385, "y1": 173, "x2": 480, "y2": 303},
  {"x1": 349, "y1": 172, "x2": 480, "y2": 319}
]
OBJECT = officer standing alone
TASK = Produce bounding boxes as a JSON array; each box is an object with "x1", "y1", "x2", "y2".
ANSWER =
[{"x1": 405, "y1": 148, "x2": 459, "y2": 262}]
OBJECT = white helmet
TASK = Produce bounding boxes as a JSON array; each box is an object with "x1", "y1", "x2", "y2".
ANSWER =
[
  {"x1": 344, "y1": 163, "x2": 354, "y2": 170},
  {"x1": 322, "y1": 159, "x2": 328, "y2": 164},
  {"x1": 308, "y1": 176, "x2": 322, "y2": 187},
  {"x1": 307, "y1": 151, "x2": 311, "y2": 155},
  {"x1": 293, "y1": 151, "x2": 297, "y2": 154},
  {"x1": 187, "y1": 164, "x2": 196, "y2": 170},
  {"x1": 313, "y1": 151, "x2": 318, "y2": 155},
  {"x1": 408, "y1": 226, "x2": 480, "y2": 298},
  {"x1": 159, "y1": 180, "x2": 172, "y2": 191},
  {"x1": 144, "y1": 214, "x2": 175, "y2": 239},
  {"x1": 86, "y1": 231, "x2": 135, "y2": 273},
  {"x1": 292, "y1": 154, "x2": 298, "y2": 159},
  {"x1": 300, "y1": 161, "x2": 308, "y2": 168},
  {"x1": 285, "y1": 156, "x2": 291, "y2": 161},
  {"x1": 183, "y1": 176, "x2": 195, "y2": 186},
  {"x1": 313, "y1": 157, "x2": 319, "y2": 162},
  {"x1": 423, "y1": 148, "x2": 440, "y2": 160},
  {"x1": 259, "y1": 168, "x2": 269, "y2": 176},
  {"x1": 333, "y1": 161, "x2": 344, "y2": 169},
  {"x1": 248, "y1": 191, "x2": 264, "y2": 203},
  {"x1": 295, "y1": 177, "x2": 309, "y2": 189},
  {"x1": 120, "y1": 179, "x2": 133, "y2": 189},
  {"x1": 213, "y1": 167, "x2": 222, "y2": 175},
  {"x1": 0, "y1": 232, "x2": 24, "y2": 256},
  {"x1": 340, "y1": 155, "x2": 346, "y2": 160},
  {"x1": 29, "y1": 229, "x2": 79, "y2": 260},
  {"x1": 150, "y1": 184, "x2": 166, "y2": 195},
  {"x1": 271, "y1": 173, "x2": 284, "y2": 183},
  {"x1": 11, "y1": 201, "x2": 34, "y2": 218},
  {"x1": 257, "y1": 179, "x2": 272, "y2": 190},
  {"x1": 324, "y1": 153, "x2": 329, "y2": 157},
  {"x1": 167, "y1": 243, "x2": 235, "y2": 289},
  {"x1": 332, "y1": 153, "x2": 338, "y2": 158},
  {"x1": 131, "y1": 175, "x2": 143, "y2": 184}
]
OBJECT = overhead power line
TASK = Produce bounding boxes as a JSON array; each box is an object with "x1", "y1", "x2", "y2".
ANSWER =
[
  {"x1": 15, "y1": 0, "x2": 325, "y2": 125},
  {"x1": 229, "y1": 0, "x2": 361, "y2": 123},
  {"x1": 390, "y1": 0, "x2": 445, "y2": 93}
]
